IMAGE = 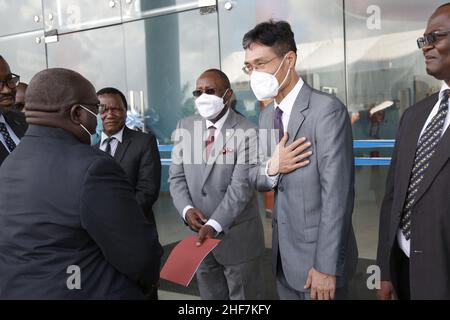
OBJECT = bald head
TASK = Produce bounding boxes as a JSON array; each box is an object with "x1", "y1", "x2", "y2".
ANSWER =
[
  {"x1": 26, "y1": 68, "x2": 99, "y2": 113},
  {"x1": 25, "y1": 68, "x2": 100, "y2": 145}
]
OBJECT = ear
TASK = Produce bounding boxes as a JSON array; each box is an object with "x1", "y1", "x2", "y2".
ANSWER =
[
  {"x1": 226, "y1": 88, "x2": 233, "y2": 100},
  {"x1": 287, "y1": 51, "x2": 297, "y2": 68},
  {"x1": 69, "y1": 105, "x2": 82, "y2": 125}
]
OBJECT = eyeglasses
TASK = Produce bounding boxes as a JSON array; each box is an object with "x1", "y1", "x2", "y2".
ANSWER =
[
  {"x1": 242, "y1": 56, "x2": 278, "y2": 75},
  {"x1": 192, "y1": 88, "x2": 217, "y2": 98},
  {"x1": 98, "y1": 105, "x2": 125, "y2": 115},
  {"x1": 417, "y1": 29, "x2": 450, "y2": 49},
  {"x1": 77, "y1": 103, "x2": 106, "y2": 115},
  {"x1": 0, "y1": 73, "x2": 20, "y2": 91}
]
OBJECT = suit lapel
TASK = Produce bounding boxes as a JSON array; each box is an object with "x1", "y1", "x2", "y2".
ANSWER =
[
  {"x1": 114, "y1": 127, "x2": 131, "y2": 162},
  {"x1": 395, "y1": 95, "x2": 438, "y2": 213},
  {"x1": 278, "y1": 83, "x2": 311, "y2": 183},
  {"x1": 201, "y1": 110, "x2": 238, "y2": 187},
  {"x1": 285, "y1": 84, "x2": 311, "y2": 144}
]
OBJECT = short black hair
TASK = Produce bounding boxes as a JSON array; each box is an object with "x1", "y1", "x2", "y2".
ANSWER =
[
  {"x1": 437, "y1": 2, "x2": 450, "y2": 10},
  {"x1": 242, "y1": 20, "x2": 297, "y2": 56},
  {"x1": 97, "y1": 87, "x2": 128, "y2": 110},
  {"x1": 202, "y1": 69, "x2": 231, "y2": 89}
]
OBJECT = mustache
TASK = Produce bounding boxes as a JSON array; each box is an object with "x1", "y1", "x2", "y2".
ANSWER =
[{"x1": 0, "y1": 93, "x2": 14, "y2": 101}]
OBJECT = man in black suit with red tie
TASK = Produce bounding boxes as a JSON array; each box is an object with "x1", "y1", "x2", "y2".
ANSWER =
[
  {"x1": 0, "y1": 55, "x2": 27, "y2": 166},
  {"x1": 377, "y1": 3, "x2": 450, "y2": 300}
]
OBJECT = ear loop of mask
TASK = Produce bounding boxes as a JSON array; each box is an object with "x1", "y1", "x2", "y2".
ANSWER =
[
  {"x1": 77, "y1": 105, "x2": 97, "y2": 137},
  {"x1": 222, "y1": 88, "x2": 230, "y2": 105},
  {"x1": 275, "y1": 54, "x2": 291, "y2": 90}
]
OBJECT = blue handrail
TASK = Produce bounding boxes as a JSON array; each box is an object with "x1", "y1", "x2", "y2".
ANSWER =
[{"x1": 158, "y1": 140, "x2": 395, "y2": 166}]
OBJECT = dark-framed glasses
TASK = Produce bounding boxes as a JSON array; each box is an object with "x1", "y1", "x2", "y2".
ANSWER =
[
  {"x1": 0, "y1": 73, "x2": 20, "y2": 90},
  {"x1": 192, "y1": 88, "x2": 217, "y2": 98},
  {"x1": 417, "y1": 29, "x2": 450, "y2": 49}
]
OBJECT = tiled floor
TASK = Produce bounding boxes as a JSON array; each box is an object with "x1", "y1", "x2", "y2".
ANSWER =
[{"x1": 154, "y1": 166, "x2": 387, "y2": 299}]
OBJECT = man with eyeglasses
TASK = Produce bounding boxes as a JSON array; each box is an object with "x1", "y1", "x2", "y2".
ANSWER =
[
  {"x1": 169, "y1": 69, "x2": 265, "y2": 300},
  {"x1": 0, "y1": 68, "x2": 162, "y2": 299},
  {"x1": 96, "y1": 87, "x2": 162, "y2": 299},
  {"x1": 377, "y1": 3, "x2": 450, "y2": 300},
  {"x1": 245, "y1": 20, "x2": 358, "y2": 300},
  {"x1": 0, "y1": 55, "x2": 27, "y2": 166}
]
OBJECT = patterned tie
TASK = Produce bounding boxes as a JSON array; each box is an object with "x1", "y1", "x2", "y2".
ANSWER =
[
  {"x1": 0, "y1": 122, "x2": 17, "y2": 152},
  {"x1": 205, "y1": 126, "x2": 216, "y2": 160},
  {"x1": 274, "y1": 107, "x2": 284, "y2": 142},
  {"x1": 104, "y1": 137, "x2": 115, "y2": 156},
  {"x1": 400, "y1": 89, "x2": 450, "y2": 240}
]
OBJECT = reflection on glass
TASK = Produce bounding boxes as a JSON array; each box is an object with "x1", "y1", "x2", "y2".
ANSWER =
[
  {"x1": 219, "y1": 0, "x2": 346, "y2": 124},
  {"x1": 346, "y1": 0, "x2": 443, "y2": 144},
  {"x1": 0, "y1": 0, "x2": 43, "y2": 37},
  {"x1": 123, "y1": 7, "x2": 220, "y2": 144},
  {"x1": 0, "y1": 31, "x2": 47, "y2": 83},
  {"x1": 46, "y1": 25, "x2": 127, "y2": 92},
  {"x1": 122, "y1": 0, "x2": 210, "y2": 22},
  {"x1": 43, "y1": 0, "x2": 121, "y2": 33}
]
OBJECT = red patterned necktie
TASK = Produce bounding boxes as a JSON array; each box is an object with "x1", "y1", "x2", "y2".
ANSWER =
[{"x1": 206, "y1": 126, "x2": 216, "y2": 160}]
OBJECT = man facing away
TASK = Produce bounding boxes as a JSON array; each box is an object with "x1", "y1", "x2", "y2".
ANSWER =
[{"x1": 0, "y1": 68, "x2": 162, "y2": 299}]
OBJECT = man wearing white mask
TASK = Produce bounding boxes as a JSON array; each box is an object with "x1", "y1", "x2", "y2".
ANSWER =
[
  {"x1": 169, "y1": 69, "x2": 265, "y2": 300},
  {"x1": 246, "y1": 20, "x2": 358, "y2": 300}
]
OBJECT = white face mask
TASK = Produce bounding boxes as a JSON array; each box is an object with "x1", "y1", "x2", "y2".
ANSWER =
[
  {"x1": 78, "y1": 105, "x2": 98, "y2": 145},
  {"x1": 250, "y1": 54, "x2": 291, "y2": 101},
  {"x1": 195, "y1": 88, "x2": 229, "y2": 120}
]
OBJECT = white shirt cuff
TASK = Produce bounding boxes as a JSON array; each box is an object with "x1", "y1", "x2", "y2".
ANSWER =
[
  {"x1": 206, "y1": 219, "x2": 222, "y2": 234},
  {"x1": 182, "y1": 205, "x2": 194, "y2": 221},
  {"x1": 265, "y1": 160, "x2": 279, "y2": 188}
]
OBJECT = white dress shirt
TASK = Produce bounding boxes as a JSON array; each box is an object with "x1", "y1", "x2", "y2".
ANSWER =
[
  {"x1": 100, "y1": 127, "x2": 125, "y2": 157},
  {"x1": 265, "y1": 77, "x2": 305, "y2": 187},
  {"x1": 0, "y1": 114, "x2": 20, "y2": 152},
  {"x1": 182, "y1": 109, "x2": 231, "y2": 234},
  {"x1": 397, "y1": 81, "x2": 450, "y2": 257}
]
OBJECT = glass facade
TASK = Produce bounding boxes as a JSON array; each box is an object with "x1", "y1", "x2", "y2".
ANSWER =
[{"x1": 1, "y1": 0, "x2": 448, "y2": 270}]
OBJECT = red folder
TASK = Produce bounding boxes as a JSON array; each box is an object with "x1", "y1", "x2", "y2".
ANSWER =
[{"x1": 160, "y1": 235, "x2": 221, "y2": 287}]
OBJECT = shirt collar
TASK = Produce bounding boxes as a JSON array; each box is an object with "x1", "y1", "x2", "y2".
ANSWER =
[
  {"x1": 101, "y1": 126, "x2": 125, "y2": 145},
  {"x1": 0, "y1": 114, "x2": 6, "y2": 124},
  {"x1": 205, "y1": 108, "x2": 230, "y2": 132},
  {"x1": 274, "y1": 77, "x2": 304, "y2": 116},
  {"x1": 439, "y1": 81, "x2": 450, "y2": 100}
]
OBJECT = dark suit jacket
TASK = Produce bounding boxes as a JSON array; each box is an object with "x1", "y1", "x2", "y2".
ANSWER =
[
  {"x1": 0, "y1": 109, "x2": 27, "y2": 166},
  {"x1": 377, "y1": 92, "x2": 450, "y2": 299},
  {"x1": 96, "y1": 126, "x2": 161, "y2": 225},
  {"x1": 0, "y1": 125, "x2": 162, "y2": 299}
]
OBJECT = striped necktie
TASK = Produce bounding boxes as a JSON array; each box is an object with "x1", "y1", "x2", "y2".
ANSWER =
[
  {"x1": 400, "y1": 89, "x2": 450, "y2": 240},
  {"x1": 104, "y1": 137, "x2": 115, "y2": 156}
]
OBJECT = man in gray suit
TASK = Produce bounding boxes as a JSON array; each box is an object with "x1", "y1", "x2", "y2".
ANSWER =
[
  {"x1": 245, "y1": 20, "x2": 358, "y2": 300},
  {"x1": 169, "y1": 69, "x2": 265, "y2": 300}
]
